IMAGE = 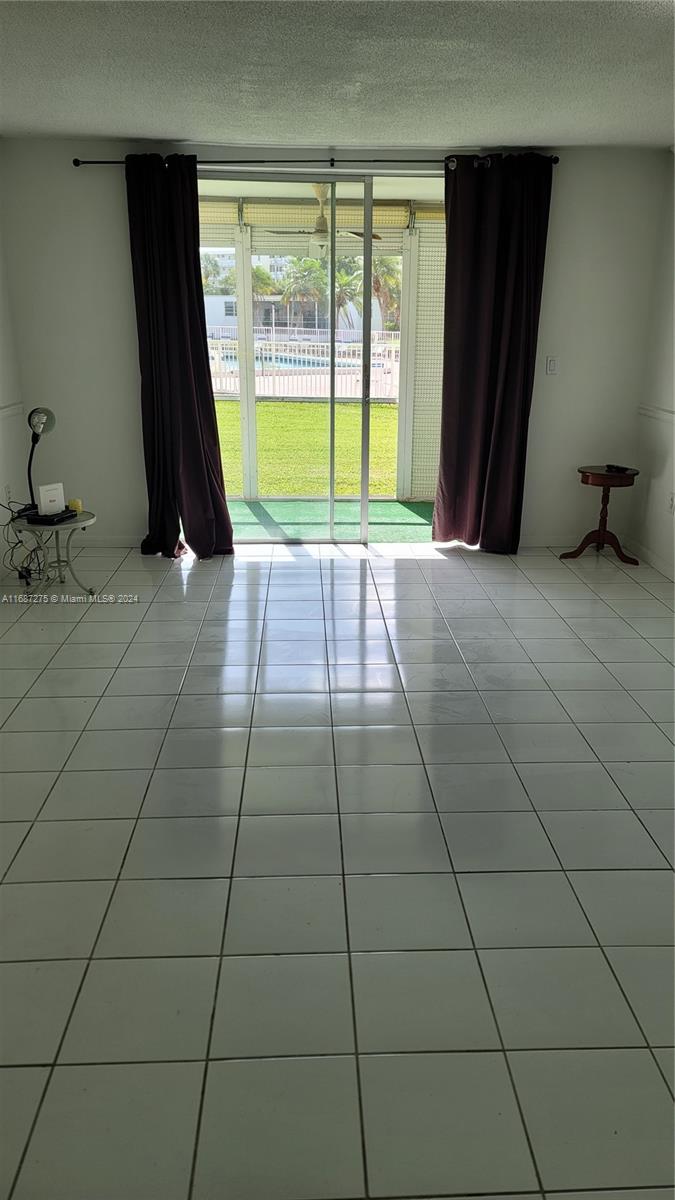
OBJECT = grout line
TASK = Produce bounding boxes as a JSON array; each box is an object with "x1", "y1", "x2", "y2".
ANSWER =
[
  {"x1": 321, "y1": 556, "x2": 372, "y2": 1198},
  {"x1": 521, "y1": 816, "x2": 675, "y2": 1101},
  {"x1": 4, "y1": 800, "x2": 671, "y2": 822},
  {"x1": 390, "y1": 555, "x2": 675, "y2": 1105},
  {"x1": 5, "y1": 554, "x2": 221, "y2": 1199},
  {"x1": 4, "y1": 1042, "x2": 671, "y2": 1069},
  {"x1": 370, "y1": 569, "x2": 549, "y2": 1198},
  {"x1": 185, "y1": 558, "x2": 271, "y2": 1200},
  {"x1": 474, "y1": 670, "x2": 675, "y2": 1100},
  {"x1": 0, "y1": 558, "x2": 132, "y2": 883},
  {"x1": 2, "y1": 942, "x2": 673, "y2": 962},
  {"x1": 1, "y1": 865, "x2": 673, "y2": 884},
  {"x1": 458, "y1": 558, "x2": 675, "y2": 1100}
]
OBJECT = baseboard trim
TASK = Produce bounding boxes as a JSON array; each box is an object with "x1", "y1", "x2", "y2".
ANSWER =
[
  {"x1": 622, "y1": 536, "x2": 674, "y2": 581},
  {"x1": 637, "y1": 404, "x2": 675, "y2": 424},
  {"x1": 82, "y1": 532, "x2": 674, "y2": 581},
  {"x1": 81, "y1": 535, "x2": 144, "y2": 549},
  {"x1": 0, "y1": 403, "x2": 24, "y2": 421}
]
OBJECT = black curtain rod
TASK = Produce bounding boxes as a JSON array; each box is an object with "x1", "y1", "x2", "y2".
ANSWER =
[{"x1": 72, "y1": 154, "x2": 559, "y2": 168}]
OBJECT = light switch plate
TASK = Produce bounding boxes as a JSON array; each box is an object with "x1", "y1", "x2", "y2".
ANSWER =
[{"x1": 545, "y1": 356, "x2": 559, "y2": 375}]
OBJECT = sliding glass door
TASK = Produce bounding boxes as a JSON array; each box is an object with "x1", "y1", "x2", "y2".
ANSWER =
[
  {"x1": 201, "y1": 172, "x2": 373, "y2": 543},
  {"x1": 332, "y1": 177, "x2": 372, "y2": 543}
]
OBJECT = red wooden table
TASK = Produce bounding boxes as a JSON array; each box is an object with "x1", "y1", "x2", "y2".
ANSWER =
[{"x1": 560, "y1": 465, "x2": 639, "y2": 565}]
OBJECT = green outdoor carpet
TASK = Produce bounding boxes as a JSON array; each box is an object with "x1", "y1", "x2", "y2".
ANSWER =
[{"x1": 228, "y1": 500, "x2": 433, "y2": 542}]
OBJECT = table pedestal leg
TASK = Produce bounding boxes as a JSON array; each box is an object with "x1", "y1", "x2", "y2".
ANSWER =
[
  {"x1": 597, "y1": 485, "x2": 609, "y2": 551},
  {"x1": 560, "y1": 485, "x2": 639, "y2": 565}
]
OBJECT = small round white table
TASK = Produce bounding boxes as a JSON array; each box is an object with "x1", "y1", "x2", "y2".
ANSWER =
[{"x1": 11, "y1": 511, "x2": 97, "y2": 595}]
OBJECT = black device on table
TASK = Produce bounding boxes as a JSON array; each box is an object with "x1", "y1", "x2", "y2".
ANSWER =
[{"x1": 23, "y1": 509, "x2": 78, "y2": 526}]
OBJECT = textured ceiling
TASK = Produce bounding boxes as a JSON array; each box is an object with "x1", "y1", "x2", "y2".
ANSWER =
[{"x1": 0, "y1": 1, "x2": 672, "y2": 146}]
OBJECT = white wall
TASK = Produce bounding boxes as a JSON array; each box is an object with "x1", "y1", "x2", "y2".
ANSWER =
[
  {"x1": 0, "y1": 139, "x2": 671, "y2": 553},
  {"x1": 522, "y1": 148, "x2": 671, "y2": 553},
  {"x1": 628, "y1": 154, "x2": 674, "y2": 577},
  {"x1": 0, "y1": 138, "x2": 147, "y2": 543},
  {"x1": 0, "y1": 149, "x2": 27, "y2": 512}
]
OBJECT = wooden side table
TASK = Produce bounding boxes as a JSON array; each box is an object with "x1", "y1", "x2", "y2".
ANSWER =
[{"x1": 560, "y1": 466, "x2": 639, "y2": 565}]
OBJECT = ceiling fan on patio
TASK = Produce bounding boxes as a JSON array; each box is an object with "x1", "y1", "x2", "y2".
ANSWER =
[{"x1": 263, "y1": 183, "x2": 381, "y2": 257}]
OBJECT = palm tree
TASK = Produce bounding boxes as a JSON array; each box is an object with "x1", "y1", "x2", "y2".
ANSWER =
[
  {"x1": 372, "y1": 256, "x2": 402, "y2": 329},
  {"x1": 251, "y1": 265, "x2": 276, "y2": 300},
  {"x1": 356, "y1": 256, "x2": 402, "y2": 329},
  {"x1": 200, "y1": 253, "x2": 227, "y2": 295},
  {"x1": 383, "y1": 265, "x2": 401, "y2": 330},
  {"x1": 221, "y1": 268, "x2": 237, "y2": 296},
  {"x1": 280, "y1": 257, "x2": 327, "y2": 327},
  {"x1": 334, "y1": 269, "x2": 362, "y2": 328}
]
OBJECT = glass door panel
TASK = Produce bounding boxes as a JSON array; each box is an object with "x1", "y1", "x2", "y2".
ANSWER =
[
  {"x1": 199, "y1": 245, "x2": 243, "y2": 494},
  {"x1": 332, "y1": 179, "x2": 369, "y2": 542},
  {"x1": 200, "y1": 173, "x2": 373, "y2": 542},
  {"x1": 251, "y1": 201, "x2": 331, "y2": 540}
]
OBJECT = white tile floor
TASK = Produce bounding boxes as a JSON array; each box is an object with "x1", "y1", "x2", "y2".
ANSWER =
[{"x1": 0, "y1": 540, "x2": 674, "y2": 1200}]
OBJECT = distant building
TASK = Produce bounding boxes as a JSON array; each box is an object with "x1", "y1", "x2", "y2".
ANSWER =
[
  {"x1": 208, "y1": 249, "x2": 236, "y2": 274},
  {"x1": 204, "y1": 294, "x2": 382, "y2": 334}
]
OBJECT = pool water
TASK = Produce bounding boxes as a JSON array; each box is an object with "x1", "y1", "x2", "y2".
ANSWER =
[{"x1": 211, "y1": 351, "x2": 386, "y2": 370}]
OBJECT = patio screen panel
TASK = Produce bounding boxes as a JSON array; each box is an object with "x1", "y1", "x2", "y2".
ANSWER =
[
  {"x1": 250, "y1": 229, "x2": 404, "y2": 255},
  {"x1": 198, "y1": 200, "x2": 238, "y2": 247},
  {"x1": 199, "y1": 197, "x2": 408, "y2": 254},
  {"x1": 410, "y1": 220, "x2": 446, "y2": 499}
]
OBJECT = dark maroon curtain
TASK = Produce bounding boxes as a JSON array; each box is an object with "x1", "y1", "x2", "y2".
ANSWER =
[
  {"x1": 432, "y1": 153, "x2": 554, "y2": 553},
  {"x1": 125, "y1": 153, "x2": 234, "y2": 558}
]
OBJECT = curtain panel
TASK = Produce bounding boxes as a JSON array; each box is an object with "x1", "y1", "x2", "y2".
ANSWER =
[
  {"x1": 433, "y1": 153, "x2": 554, "y2": 553},
  {"x1": 125, "y1": 153, "x2": 233, "y2": 558}
]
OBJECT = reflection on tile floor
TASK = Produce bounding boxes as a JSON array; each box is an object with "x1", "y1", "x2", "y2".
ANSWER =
[{"x1": 0, "y1": 541, "x2": 673, "y2": 1200}]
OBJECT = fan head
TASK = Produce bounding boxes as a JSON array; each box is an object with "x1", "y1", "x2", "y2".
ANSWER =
[{"x1": 263, "y1": 181, "x2": 381, "y2": 252}]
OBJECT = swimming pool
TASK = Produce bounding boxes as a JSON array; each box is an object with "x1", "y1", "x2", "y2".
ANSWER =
[{"x1": 210, "y1": 350, "x2": 386, "y2": 370}]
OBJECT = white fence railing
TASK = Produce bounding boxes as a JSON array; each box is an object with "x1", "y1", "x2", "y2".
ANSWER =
[
  {"x1": 208, "y1": 325, "x2": 400, "y2": 344},
  {"x1": 207, "y1": 329, "x2": 400, "y2": 401}
]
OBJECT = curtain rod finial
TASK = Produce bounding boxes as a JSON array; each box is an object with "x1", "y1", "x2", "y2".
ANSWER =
[{"x1": 72, "y1": 158, "x2": 81, "y2": 167}]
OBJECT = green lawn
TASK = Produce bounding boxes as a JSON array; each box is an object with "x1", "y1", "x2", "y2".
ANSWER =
[{"x1": 215, "y1": 400, "x2": 398, "y2": 497}]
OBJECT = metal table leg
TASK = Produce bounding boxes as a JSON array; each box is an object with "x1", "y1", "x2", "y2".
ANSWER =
[
  {"x1": 54, "y1": 531, "x2": 67, "y2": 584},
  {"x1": 64, "y1": 527, "x2": 96, "y2": 595}
]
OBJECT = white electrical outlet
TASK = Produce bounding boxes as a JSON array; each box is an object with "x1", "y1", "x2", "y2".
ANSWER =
[{"x1": 668, "y1": 493, "x2": 675, "y2": 515}]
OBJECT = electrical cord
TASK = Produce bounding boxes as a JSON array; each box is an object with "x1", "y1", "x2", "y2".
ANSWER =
[{"x1": 1, "y1": 503, "x2": 52, "y2": 588}]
